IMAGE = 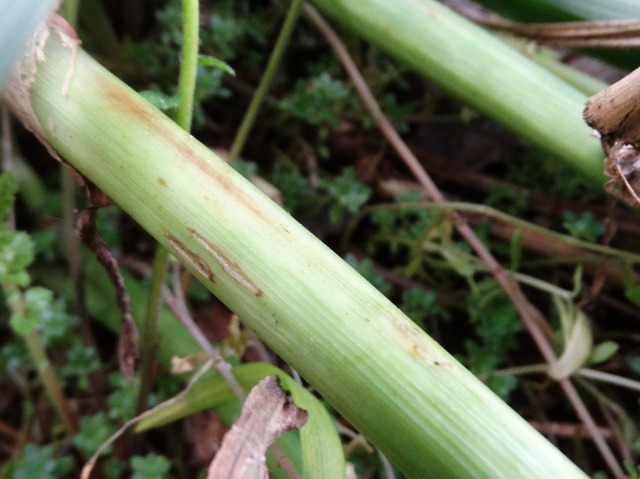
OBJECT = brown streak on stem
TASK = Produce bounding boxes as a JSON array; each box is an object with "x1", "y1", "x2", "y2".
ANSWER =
[
  {"x1": 188, "y1": 228, "x2": 263, "y2": 297},
  {"x1": 164, "y1": 231, "x2": 216, "y2": 284}
]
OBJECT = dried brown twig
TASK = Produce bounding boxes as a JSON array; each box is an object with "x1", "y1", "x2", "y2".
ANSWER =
[
  {"x1": 444, "y1": 0, "x2": 640, "y2": 48},
  {"x1": 303, "y1": 4, "x2": 624, "y2": 478}
]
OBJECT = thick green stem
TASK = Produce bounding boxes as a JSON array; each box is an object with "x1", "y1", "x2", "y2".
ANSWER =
[
  {"x1": 308, "y1": 0, "x2": 606, "y2": 184},
  {"x1": 137, "y1": 0, "x2": 199, "y2": 413},
  {"x1": 3, "y1": 15, "x2": 590, "y2": 478},
  {"x1": 228, "y1": 0, "x2": 304, "y2": 161}
]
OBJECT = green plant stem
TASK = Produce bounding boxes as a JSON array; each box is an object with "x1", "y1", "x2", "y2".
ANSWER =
[
  {"x1": 23, "y1": 331, "x2": 78, "y2": 434},
  {"x1": 136, "y1": 0, "x2": 199, "y2": 413},
  {"x1": 6, "y1": 20, "x2": 591, "y2": 478},
  {"x1": 62, "y1": 0, "x2": 80, "y2": 27},
  {"x1": 577, "y1": 368, "x2": 640, "y2": 393},
  {"x1": 3, "y1": 285, "x2": 78, "y2": 435},
  {"x1": 175, "y1": 0, "x2": 199, "y2": 133},
  {"x1": 228, "y1": 0, "x2": 304, "y2": 162},
  {"x1": 135, "y1": 247, "x2": 169, "y2": 414}
]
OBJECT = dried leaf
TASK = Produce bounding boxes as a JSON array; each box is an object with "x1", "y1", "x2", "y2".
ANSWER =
[{"x1": 207, "y1": 375, "x2": 308, "y2": 479}]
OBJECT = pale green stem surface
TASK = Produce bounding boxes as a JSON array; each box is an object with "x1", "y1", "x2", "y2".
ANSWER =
[
  {"x1": 309, "y1": 0, "x2": 606, "y2": 184},
  {"x1": 137, "y1": 0, "x2": 199, "y2": 414},
  {"x1": 3, "y1": 19, "x2": 589, "y2": 479}
]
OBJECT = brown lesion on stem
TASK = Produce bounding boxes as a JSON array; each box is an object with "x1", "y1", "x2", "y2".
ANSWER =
[
  {"x1": 164, "y1": 231, "x2": 216, "y2": 284},
  {"x1": 188, "y1": 227, "x2": 263, "y2": 297}
]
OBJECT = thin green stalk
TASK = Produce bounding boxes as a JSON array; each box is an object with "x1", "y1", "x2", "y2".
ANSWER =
[
  {"x1": 135, "y1": 247, "x2": 169, "y2": 414},
  {"x1": 175, "y1": 0, "x2": 199, "y2": 133},
  {"x1": 23, "y1": 331, "x2": 78, "y2": 434},
  {"x1": 228, "y1": 0, "x2": 304, "y2": 161},
  {"x1": 136, "y1": 0, "x2": 199, "y2": 412},
  {"x1": 62, "y1": 0, "x2": 80, "y2": 27},
  {"x1": 577, "y1": 369, "x2": 640, "y2": 393},
  {"x1": 4, "y1": 285, "x2": 78, "y2": 435},
  {"x1": 345, "y1": 201, "x2": 640, "y2": 265}
]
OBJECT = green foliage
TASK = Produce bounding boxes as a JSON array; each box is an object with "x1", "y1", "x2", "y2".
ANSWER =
[
  {"x1": 319, "y1": 167, "x2": 371, "y2": 224},
  {"x1": 562, "y1": 211, "x2": 604, "y2": 242},
  {"x1": 462, "y1": 280, "x2": 520, "y2": 398},
  {"x1": 107, "y1": 373, "x2": 140, "y2": 420},
  {"x1": 73, "y1": 412, "x2": 117, "y2": 456},
  {"x1": 400, "y1": 287, "x2": 447, "y2": 328},
  {"x1": 6, "y1": 443, "x2": 74, "y2": 479},
  {"x1": 131, "y1": 454, "x2": 173, "y2": 479},
  {"x1": 486, "y1": 182, "x2": 529, "y2": 215},
  {"x1": 0, "y1": 231, "x2": 34, "y2": 287},
  {"x1": 60, "y1": 344, "x2": 100, "y2": 377},
  {"x1": 9, "y1": 287, "x2": 53, "y2": 335},
  {"x1": 588, "y1": 341, "x2": 619, "y2": 366},
  {"x1": 272, "y1": 160, "x2": 318, "y2": 213},
  {"x1": 0, "y1": 173, "x2": 18, "y2": 217},
  {"x1": 280, "y1": 73, "x2": 351, "y2": 127},
  {"x1": 231, "y1": 159, "x2": 259, "y2": 179}
]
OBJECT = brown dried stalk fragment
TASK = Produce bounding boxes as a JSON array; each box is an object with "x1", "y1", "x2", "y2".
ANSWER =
[
  {"x1": 207, "y1": 375, "x2": 307, "y2": 479},
  {"x1": 584, "y1": 67, "x2": 640, "y2": 207},
  {"x1": 444, "y1": 0, "x2": 640, "y2": 47},
  {"x1": 77, "y1": 182, "x2": 139, "y2": 381}
]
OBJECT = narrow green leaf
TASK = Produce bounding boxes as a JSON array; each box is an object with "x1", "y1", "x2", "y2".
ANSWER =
[
  {"x1": 198, "y1": 54, "x2": 236, "y2": 76},
  {"x1": 588, "y1": 341, "x2": 619, "y2": 366}
]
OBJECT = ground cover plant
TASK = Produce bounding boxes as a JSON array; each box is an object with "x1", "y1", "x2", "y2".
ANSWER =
[{"x1": 2, "y1": 0, "x2": 640, "y2": 478}]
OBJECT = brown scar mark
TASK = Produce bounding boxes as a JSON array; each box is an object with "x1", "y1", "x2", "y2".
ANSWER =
[
  {"x1": 188, "y1": 227, "x2": 263, "y2": 297},
  {"x1": 164, "y1": 231, "x2": 215, "y2": 284},
  {"x1": 157, "y1": 177, "x2": 167, "y2": 186},
  {"x1": 433, "y1": 360, "x2": 452, "y2": 369},
  {"x1": 47, "y1": 14, "x2": 81, "y2": 96}
]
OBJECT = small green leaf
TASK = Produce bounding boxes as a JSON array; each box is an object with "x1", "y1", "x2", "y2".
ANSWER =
[
  {"x1": 0, "y1": 230, "x2": 35, "y2": 286},
  {"x1": 0, "y1": 172, "x2": 18, "y2": 219},
  {"x1": 562, "y1": 211, "x2": 604, "y2": 242},
  {"x1": 73, "y1": 412, "x2": 116, "y2": 455},
  {"x1": 10, "y1": 287, "x2": 54, "y2": 335},
  {"x1": 625, "y1": 284, "x2": 640, "y2": 307},
  {"x1": 131, "y1": 454, "x2": 172, "y2": 479},
  {"x1": 588, "y1": 341, "x2": 619, "y2": 365},
  {"x1": 320, "y1": 168, "x2": 371, "y2": 224},
  {"x1": 9, "y1": 443, "x2": 74, "y2": 479},
  {"x1": 198, "y1": 54, "x2": 236, "y2": 76}
]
